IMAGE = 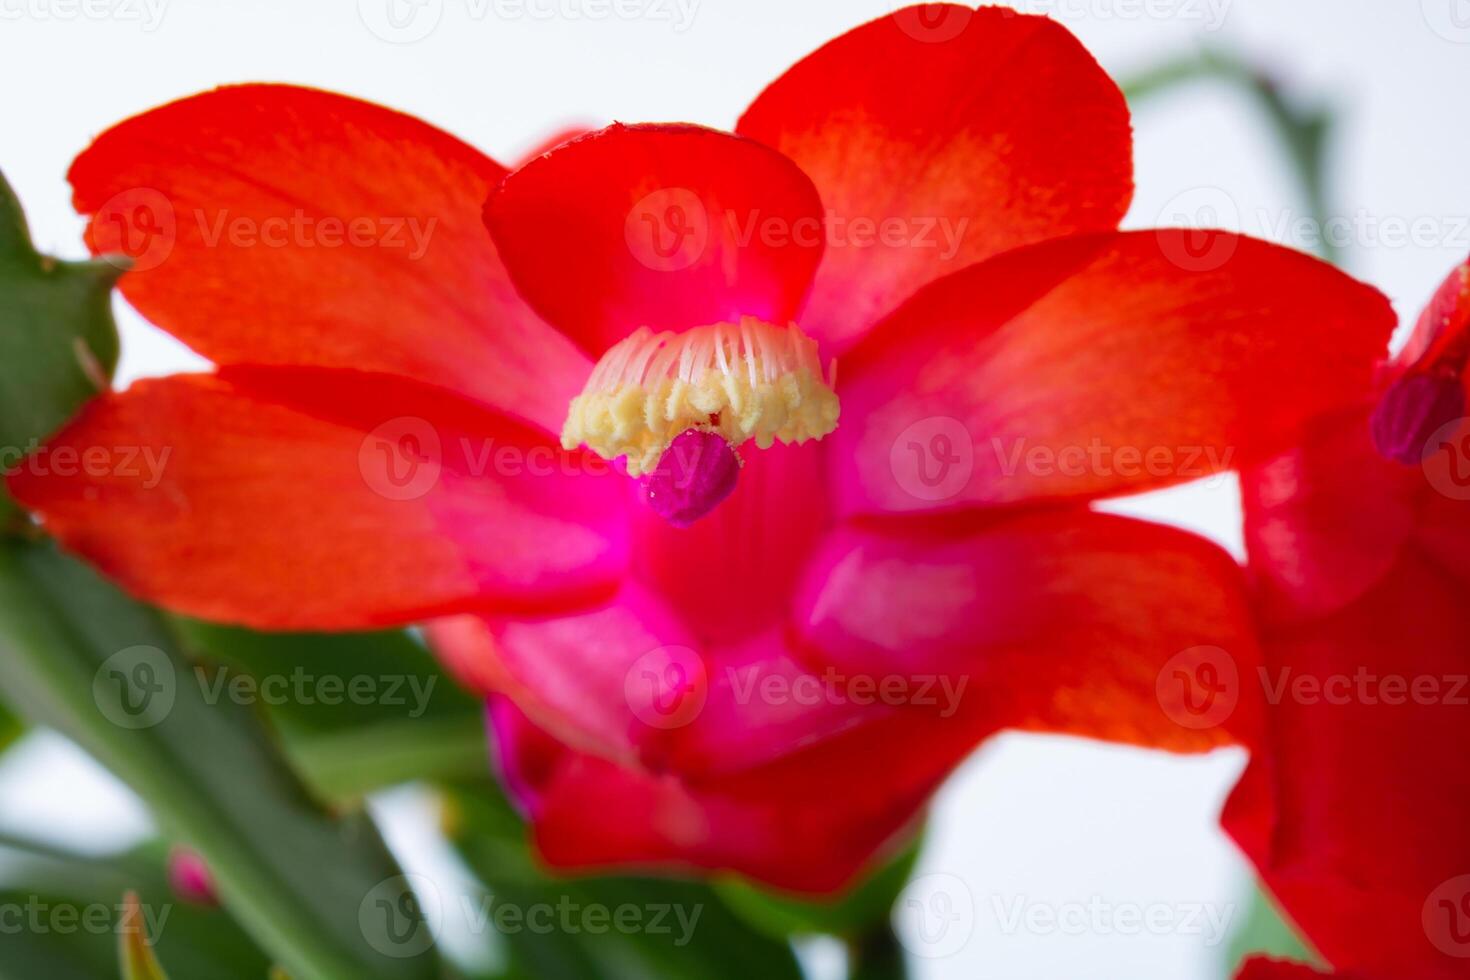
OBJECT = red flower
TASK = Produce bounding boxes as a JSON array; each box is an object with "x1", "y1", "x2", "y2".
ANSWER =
[
  {"x1": 1224, "y1": 256, "x2": 1470, "y2": 977},
  {"x1": 8, "y1": 6, "x2": 1393, "y2": 891}
]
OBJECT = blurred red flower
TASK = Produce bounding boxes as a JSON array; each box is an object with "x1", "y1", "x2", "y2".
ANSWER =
[{"x1": 1225, "y1": 255, "x2": 1470, "y2": 977}]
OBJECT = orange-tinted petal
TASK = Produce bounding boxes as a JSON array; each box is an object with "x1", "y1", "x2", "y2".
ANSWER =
[
  {"x1": 835, "y1": 232, "x2": 1395, "y2": 515},
  {"x1": 738, "y1": 5, "x2": 1132, "y2": 351},
  {"x1": 7, "y1": 368, "x2": 628, "y2": 628},
  {"x1": 71, "y1": 84, "x2": 588, "y2": 432}
]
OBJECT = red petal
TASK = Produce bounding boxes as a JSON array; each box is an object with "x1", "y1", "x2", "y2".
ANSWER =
[
  {"x1": 6, "y1": 368, "x2": 628, "y2": 628},
  {"x1": 484, "y1": 123, "x2": 825, "y2": 353},
  {"x1": 794, "y1": 509, "x2": 1263, "y2": 752},
  {"x1": 1244, "y1": 401, "x2": 1470, "y2": 626},
  {"x1": 71, "y1": 84, "x2": 589, "y2": 433},
  {"x1": 1397, "y1": 257, "x2": 1470, "y2": 370},
  {"x1": 1243, "y1": 407, "x2": 1420, "y2": 622},
  {"x1": 835, "y1": 232, "x2": 1395, "y2": 515},
  {"x1": 490, "y1": 696, "x2": 981, "y2": 893},
  {"x1": 1223, "y1": 557, "x2": 1470, "y2": 980},
  {"x1": 738, "y1": 6, "x2": 1132, "y2": 351}
]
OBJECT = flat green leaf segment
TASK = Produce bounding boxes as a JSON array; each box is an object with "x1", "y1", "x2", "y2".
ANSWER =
[
  {"x1": 173, "y1": 620, "x2": 488, "y2": 801},
  {"x1": 0, "y1": 539, "x2": 436, "y2": 980},
  {"x1": 0, "y1": 696, "x2": 22, "y2": 752},
  {"x1": 0, "y1": 169, "x2": 120, "y2": 521},
  {"x1": 716, "y1": 837, "x2": 919, "y2": 941},
  {"x1": 1222, "y1": 881, "x2": 1324, "y2": 974}
]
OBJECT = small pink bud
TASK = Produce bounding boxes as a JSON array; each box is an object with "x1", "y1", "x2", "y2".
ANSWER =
[
  {"x1": 641, "y1": 429, "x2": 739, "y2": 527},
  {"x1": 168, "y1": 847, "x2": 218, "y2": 907}
]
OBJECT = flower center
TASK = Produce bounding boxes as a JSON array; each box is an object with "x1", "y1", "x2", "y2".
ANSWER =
[{"x1": 561, "y1": 317, "x2": 840, "y2": 478}]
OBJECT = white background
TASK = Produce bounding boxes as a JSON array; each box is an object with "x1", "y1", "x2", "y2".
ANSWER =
[{"x1": 2, "y1": 1, "x2": 1468, "y2": 977}]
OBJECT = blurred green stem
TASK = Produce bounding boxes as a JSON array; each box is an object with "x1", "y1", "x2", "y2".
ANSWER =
[
  {"x1": 1123, "y1": 47, "x2": 1340, "y2": 266},
  {"x1": 847, "y1": 921, "x2": 907, "y2": 980}
]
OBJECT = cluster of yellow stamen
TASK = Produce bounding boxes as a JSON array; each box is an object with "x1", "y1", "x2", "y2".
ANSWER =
[{"x1": 562, "y1": 317, "x2": 840, "y2": 476}]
